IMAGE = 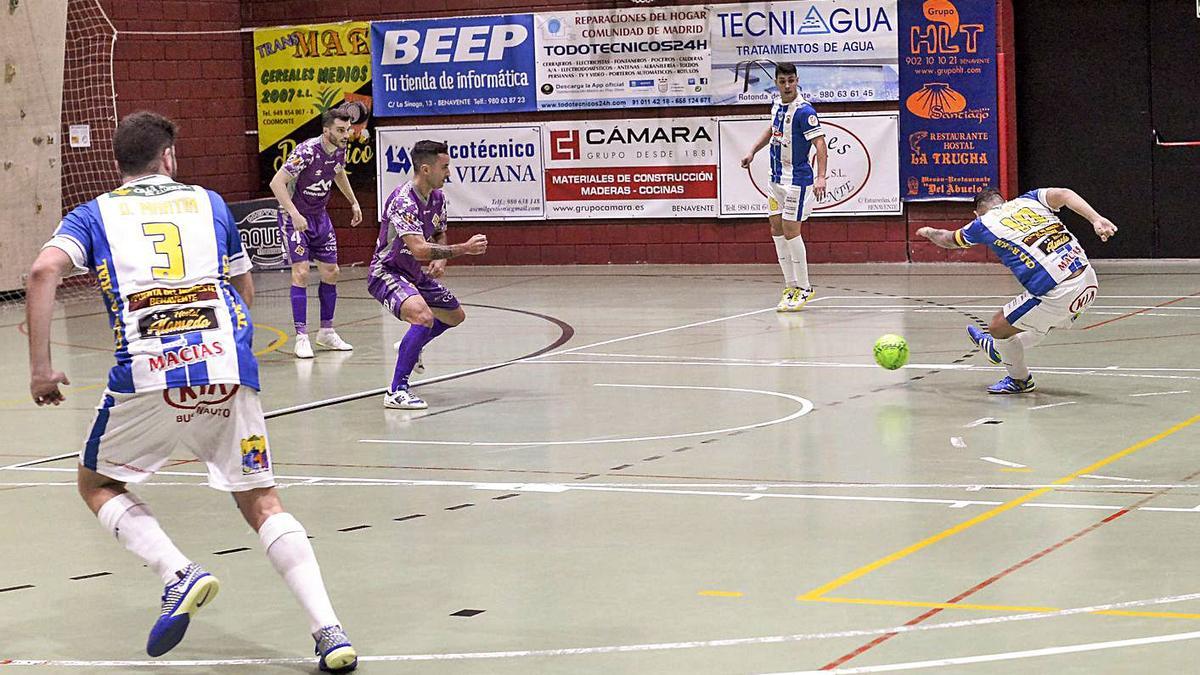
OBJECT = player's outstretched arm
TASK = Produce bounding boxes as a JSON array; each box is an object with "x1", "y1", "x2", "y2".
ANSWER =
[
  {"x1": 1044, "y1": 188, "x2": 1118, "y2": 242},
  {"x1": 403, "y1": 233, "x2": 487, "y2": 261},
  {"x1": 26, "y1": 247, "x2": 74, "y2": 405},
  {"x1": 916, "y1": 226, "x2": 968, "y2": 250},
  {"x1": 741, "y1": 127, "x2": 772, "y2": 168},
  {"x1": 230, "y1": 272, "x2": 255, "y2": 309}
]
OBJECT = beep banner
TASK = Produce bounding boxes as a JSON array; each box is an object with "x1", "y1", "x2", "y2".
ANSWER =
[
  {"x1": 253, "y1": 22, "x2": 374, "y2": 191},
  {"x1": 898, "y1": 0, "x2": 999, "y2": 201}
]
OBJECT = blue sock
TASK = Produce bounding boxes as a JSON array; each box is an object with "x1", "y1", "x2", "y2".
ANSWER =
[{"x1": 391, "y1": 324, "x2": 431, "y2": 392}]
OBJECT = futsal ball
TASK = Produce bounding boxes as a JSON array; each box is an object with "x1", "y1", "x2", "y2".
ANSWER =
[{"x1": 873, "y1": 334, "x2": 909, "y2": 370}]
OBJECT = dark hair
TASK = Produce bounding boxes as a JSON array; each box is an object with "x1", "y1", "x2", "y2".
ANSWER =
[
  {"x1": 113, "y1": 111, "x2": 177, "y2": 176},
  {"x1": 411, "y1": 140, "x2": 448, "y2": 171},
  {"x1": 775, "y1": 62, "x2": 797, "y2": 78},
  {"x1": 973, "y1": 188, "x2": 1005, "y2": 211},
  {"x1": 321, "y1": 107, "x2": 353, "y2": 128}
]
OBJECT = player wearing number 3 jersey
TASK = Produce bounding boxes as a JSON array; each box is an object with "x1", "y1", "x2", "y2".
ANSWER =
[
  {"x1": 917, "y1": 188, "x2": 1118, "y2": 394},
  {"x1": 25, "y1": 112, "x2": 357, "y2": 671}
]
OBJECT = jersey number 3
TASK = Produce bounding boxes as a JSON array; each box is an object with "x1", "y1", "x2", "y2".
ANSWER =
[{"x1": 142, "y1": 222, "x2": 185, "y2": 280}]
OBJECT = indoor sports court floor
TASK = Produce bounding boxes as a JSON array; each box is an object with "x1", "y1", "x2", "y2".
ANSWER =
[{"x1": 2, "y1": 262, "x2": 1199, "y2": 673}]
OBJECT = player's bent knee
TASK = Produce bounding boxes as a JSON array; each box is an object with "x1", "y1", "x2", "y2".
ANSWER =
[
  {"x1": 232, "y1": 486, "x2": 284, "y2": 531},
  {"x1": 989, "y1": 313, "x2": 1019, "y2": 339},
  {"x1": 320, "y1": 264, "x2": 340, "y2": 283}
]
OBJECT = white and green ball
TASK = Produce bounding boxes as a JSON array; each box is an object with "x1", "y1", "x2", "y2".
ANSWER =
[{"x1": 873, "y1": 334, "x2": 909, "y2": 370}]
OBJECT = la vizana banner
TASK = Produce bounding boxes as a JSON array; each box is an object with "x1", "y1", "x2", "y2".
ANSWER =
[{"x1": 254, "y1": 22, "x2": 375, "y2": 191}]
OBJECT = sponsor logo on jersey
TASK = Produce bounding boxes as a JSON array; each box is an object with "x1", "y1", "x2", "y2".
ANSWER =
[
  {"x1": 138, "y1": 307, "x2": 219, "y2": 337},
  {"x1": 108, "y1": 182, "x2": 193, "y2": 198},
  {"x1": 1069, "y1": 285, "x2": 1098, "y2": 314},
  {"x1": 165, "y1": 383, "x2": 238, "y2": 423},
  {"x1": 127, "y1": 284, "x2": 219, "y2": 311},
  {"x1": 150, "y1": 341, "x2": 227, "y2": 373}
]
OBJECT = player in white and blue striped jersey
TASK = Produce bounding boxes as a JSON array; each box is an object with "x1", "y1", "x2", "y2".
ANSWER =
[
  {"x1": 742, "y1": 62, "x2": 829, "y2": 312},
  {"x1": 918, "y1": 188, "x2": 1118, "y2": 394},
  {"x1": 25, "y1": 112, "x2": 356, "y2": 671}
]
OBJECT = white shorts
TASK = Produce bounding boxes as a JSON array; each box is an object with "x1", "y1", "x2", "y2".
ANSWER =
[
  {"x1": 768, "y1": 183, "x2": 814, "y2": 222},
  {"x1": 80, "y1": 384, "x2": 276, "y2": 492},
  {"x1": 1002, "y1": 266, "x2": 1098, "y2": 335}
]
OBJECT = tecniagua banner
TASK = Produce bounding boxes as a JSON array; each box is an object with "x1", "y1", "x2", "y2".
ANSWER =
[
  {"x1": 370, "y1": 15, "x2": 538, "y2": 116},
  {"x1": 898, "y1": 0, "x2": 998, "y2": 201},
  {"x1": 708, "y1": 0, "x2": 900, "y2": 105},
  {"x1": 541, "y1": 118, "x2": 719, "y2": 220},
  {"x1": 717, "y1": 112, "x2": 902, "y2": 217},
  {"x1": 253, "y1": 22, "x2": 374, "y2": 191},
  {"x1": 375, "y1": 125, "x2": 545, "y2": 221},
  {"x1": 533, "y1": 6, "x2": 711, "y2": 110}
]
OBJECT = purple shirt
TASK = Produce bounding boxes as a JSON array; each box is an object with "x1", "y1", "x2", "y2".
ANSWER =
[
  {"x1": 282, "y1": 137, "x2": 346, "y2": 214},
  {"x1": 371, "y1": 181, "x2": 448, "y2": 278}
]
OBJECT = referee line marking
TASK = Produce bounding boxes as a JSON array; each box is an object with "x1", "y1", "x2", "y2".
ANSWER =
[{"x1": 803, "y1": 596, "x2": 1200, "y2": 620}]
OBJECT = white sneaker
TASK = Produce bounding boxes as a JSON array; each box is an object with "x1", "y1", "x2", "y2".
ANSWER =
[
  {"x1": 315, "y1": 329, "x2": 353, "y2": 351},
  {"x1": 294, "y1": 333, "x2": 314, "y2": 359},
  {"x1": 383, "y1": 389, "x2": 427, "y2": 410},
  {"x1": 786, "y1": 287, "x2": 814, "y2": 312},
  {"x1": 776, "y1": 287, "x2": 796, "y2": 312}
]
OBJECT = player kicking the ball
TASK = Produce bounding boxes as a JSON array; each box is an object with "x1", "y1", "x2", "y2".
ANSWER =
[{"x1": 917, "y1": 187, "x2": 1117, "y2": 394}]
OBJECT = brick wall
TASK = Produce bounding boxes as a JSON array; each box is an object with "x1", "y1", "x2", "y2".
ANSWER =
[{"x1": 101, "y1": 0, "x2": 999, "y2": 265}]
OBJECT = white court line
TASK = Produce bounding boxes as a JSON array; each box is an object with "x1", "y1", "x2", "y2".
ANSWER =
[
  {"x1": 1130, "y1": 390, "x2": 1191, "y2": 398},
  {"x1": 1028, "y1": 401, "x2": 1078, "y2": 411},
  {"x1": 12, "y1": 469, "x2": 1200, "y2": 514},
  {"x1": 964, "y1": 417, "x2": 1002, "y2": 428},
  {"x1": 551, "y1": 352, "x2": 1200, "y2": 374},
  {"x1": 358, "y1": 384, "x2": 813, "y2": 447},
  {"x1": 0, "y1": 303, "x2": 792, "y2": 468},
  {"x1": 981, "y1": 457, "x2": 1027, "y2": 469},
  {"x1": 764, "y1": 631, "x2": 1200, "y2": 674},
  {"x1": 1080, "y1": 474, "x2": 1149, "y2": 483},
  {"x1": 6, "y1": 593, "x2": 1200, "y2": 668}
]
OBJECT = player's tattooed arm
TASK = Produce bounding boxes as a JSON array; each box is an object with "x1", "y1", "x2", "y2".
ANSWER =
[
  {"x1": 916, "y1": 227, "x2": 969, "y2": 249},
  {"x1": 404, "y1": 233, "x2": 488, "y2": 261}
]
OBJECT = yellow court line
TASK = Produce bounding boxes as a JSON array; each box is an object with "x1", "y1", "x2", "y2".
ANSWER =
[
  {"x1": 799, "y1": 412, "x2": 1200, "y2": 600},
  {"x1": 804, "y1": 596, "x2": 1200, "y2": 620},
  {"x1": 1000, "y1": 467, "x2": 1034, "y2": 473},
  {"x1": 254, "y1": 322, "x2": 288, "y2": 356},
  {"x1": 698, "y1": 590, "x2": 744, "y2": 597}
]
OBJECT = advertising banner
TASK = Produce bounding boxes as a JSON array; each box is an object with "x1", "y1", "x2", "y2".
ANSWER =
[
  {"x1": 533, "y1": 7, "x2": 711, "y2": 110},
  {"x1": 542, "y1": 118, "x2": 718, "y2": 220},
  {"x1": 253, "y1": 22, "x2": 374, "y2": 191},
  {"x1": 376, "y1": 125, "x2": 545, "y2": 221},
  {"x1": 898, "y1": 0, "x2": 998, "y2": 201},
  {"x1": 708, "y1": 0, "x2": 900, "y2": 105},
  {"x1": 371, "y1": 15, "x2": 538, "y2": 116},
  {"x1": 718, "y1": 112, "x2": 901, "y2": 217},
  {"x1": 230, "y1": 198, "x2": 288, "y2": 270}
]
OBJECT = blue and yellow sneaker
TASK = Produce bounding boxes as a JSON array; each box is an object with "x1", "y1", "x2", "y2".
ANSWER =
[
  {"x1": 966, "y1": 326, "x2": 1002, "y2": 364},
  {"x1": 987, "y1": 375, "x2": 1036, "y2": 394},
  {"x1": 314, "y1": 625, "x2": 358, "y2": 673},
  {"x1": 146, "y1": 563, "x2": 219, "y2": 657}
]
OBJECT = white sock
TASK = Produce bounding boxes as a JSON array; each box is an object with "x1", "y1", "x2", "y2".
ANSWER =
[
  {"x1": 97, "y1": 493, "x2": 191, "y2": 585},
  {"x1": 786, "y1": 234, "x2": 810, "y2": 289},
  {"x1": 772, "y1": 235, "x2": 797, "y2": 288},
  {"x1": 258, "y1": 512, "x2": 339, "y2": 633},
  {"x1": 994, "y1": 332, "x2": 1044, "y2": 380}
]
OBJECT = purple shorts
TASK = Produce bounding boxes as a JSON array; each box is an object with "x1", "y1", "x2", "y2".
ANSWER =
[
  {"x1": 368, "y1": 267, "x2": 460, "y2": 318},
  {"x1": 279, "y1": 210, "x2": 338, "y2": 264}
]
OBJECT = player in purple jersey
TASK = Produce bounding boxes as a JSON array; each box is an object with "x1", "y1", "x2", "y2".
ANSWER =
[
  {"x1": 269, "y1": 107, "x2": 362, "y2": 359},
  {"x1": 25, "y1": 112, "x2": 356, "y2": 671},
  {"x1": 370, "y1": 140, "x2": 488, "y2": 409}
]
